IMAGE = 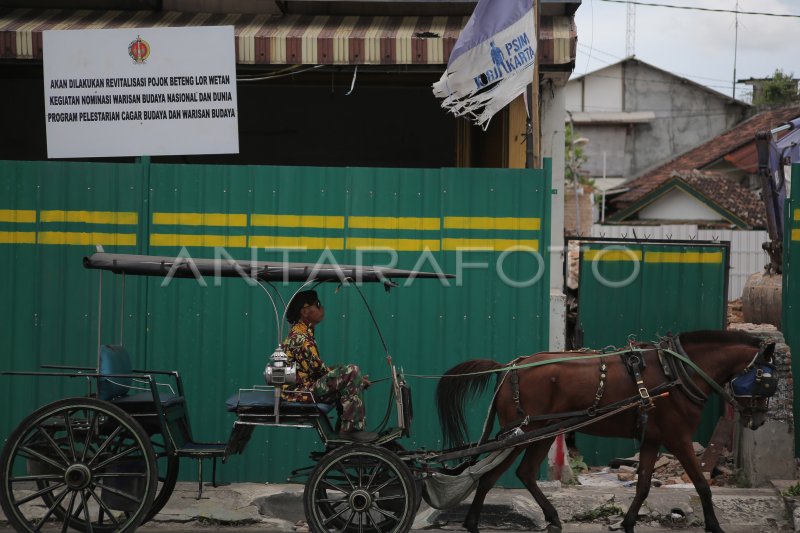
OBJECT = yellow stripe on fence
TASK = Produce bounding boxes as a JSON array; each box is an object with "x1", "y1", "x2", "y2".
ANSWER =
[
  {"x1": 150, "y1": 234, "x2": 246, "y2": 247},
  {"x1": 153, "y1": 212, "x2": 247, "y2": 227},
  {"x1": 794, "y1": 209, "x2": 799, "y2": 222},
  {"x1": 583, "y1": 249, "x2": 643, "y2": 262},
  {"x1": 0, "y1": 231, "x2": 36, "y2": 244},
  {"x1": 346, "y1": 237, "x2": 441, "y2": 251},
  {"x1": 793, "y1": 228, "x2": 800, "y2": 242},
  {"x1": 249, "y1": 236, "x2": 344, "y2": 249},
  {"x1": 348, "y1": 216, "x2": 440, "y2": 231},
  {"x1": 251, "y1": 214, "x2": 345, "y2": 229},
  {"x1": 645, "y1": 251, "x2": 723, "y2": 264},
  {"x1": 40, "y1": 210, "x2": 137, "y2": 225},
  {"x1": 443, "y1": 217, "x2": 541, "y2": 231},
  {"x1": 0, "y1": 209, "x2": 36, "y2": 223},
  {"x1": 38, "y1": 232, "x2": 136, "y2": 246},
  {"x1": 442, "y1": 239, "x2": 539, "y2": 252}
]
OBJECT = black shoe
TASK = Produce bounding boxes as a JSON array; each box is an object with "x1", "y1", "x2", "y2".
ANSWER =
[{"x1": 336, "y1": 431, "x2": 378, "y2": 442}]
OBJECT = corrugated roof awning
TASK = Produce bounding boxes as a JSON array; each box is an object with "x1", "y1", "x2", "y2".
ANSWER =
[{"x1": 0, "y1": 8, "x2": 576, "y2": 67}]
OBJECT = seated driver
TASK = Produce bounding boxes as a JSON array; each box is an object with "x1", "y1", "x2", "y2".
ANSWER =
[{"x1": 281, "y1": 290, "x2": 374, "y2": 441}]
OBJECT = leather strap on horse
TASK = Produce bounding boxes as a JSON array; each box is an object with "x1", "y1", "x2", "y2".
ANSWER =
[
  {"x1": 658, "y1": 335, "x2": 708, "y2": 405},
  {"x1": 509, "y1": 370, "x2": 526, "y2": 420}
]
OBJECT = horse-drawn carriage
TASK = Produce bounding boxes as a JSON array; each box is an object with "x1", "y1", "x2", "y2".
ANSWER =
[{"x1": 0, "y1": 250, "x2": 780, "y2": 533}]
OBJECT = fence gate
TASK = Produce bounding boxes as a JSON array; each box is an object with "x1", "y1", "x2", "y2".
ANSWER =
[
  {"x1": 573, "y1": 238, "x2": 730, "y2": 465},
  {"x1": 785, "y1": 164, "x2": 800, "y2": 455}
]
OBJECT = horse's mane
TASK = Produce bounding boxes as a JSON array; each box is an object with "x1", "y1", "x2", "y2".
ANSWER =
[{"x1": 679, "y1": 329, "x2": 760, "y2": 347}]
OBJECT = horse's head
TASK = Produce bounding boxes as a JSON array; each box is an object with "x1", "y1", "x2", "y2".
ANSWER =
[{"x1": 731, "y1": 342, "x2": 778, "y2": 430}]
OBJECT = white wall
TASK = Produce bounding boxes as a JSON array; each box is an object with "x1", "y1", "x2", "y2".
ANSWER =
[
  {"x1": 637, "y1": 188, "x2": 725, "y2": 221},
  {"x1": 566, "y1": 64, "x2": 623, "y2": 112},
  {"x1": 590, "y1": 224, "x2": 770, "y2": 300}
]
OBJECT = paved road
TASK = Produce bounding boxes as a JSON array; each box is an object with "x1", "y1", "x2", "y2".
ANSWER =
[{"x1": 0, "y1": 524, "x2": 791, "y2": 533}]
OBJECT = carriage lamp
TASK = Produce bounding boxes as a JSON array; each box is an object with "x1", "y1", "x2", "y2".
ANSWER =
[
  {"x1": 264, "y1": 346, "x2": 297, "y2": 423},
  {"x1": 264, "y1": 346, "x2": 297, "y2": 386}
]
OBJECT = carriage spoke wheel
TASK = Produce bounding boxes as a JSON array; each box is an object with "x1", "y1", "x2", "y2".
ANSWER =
[
  {"x1": 304, "y1": 445, "x2": 416, "y2": 533},
  {"x1": 0, "y1": 398, "x2": 157, "y2": 533},
  {"x1": 141, "y1": 434, "x2": 179, "y2": 524}
]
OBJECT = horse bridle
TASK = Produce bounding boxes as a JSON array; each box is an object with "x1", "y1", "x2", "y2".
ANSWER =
[
  {"x1": 662, "y1": 335, "x2": 778, "y2": 418},
  {"x1": 729, "y1": 344, "x2": 778, "y2": 417}
]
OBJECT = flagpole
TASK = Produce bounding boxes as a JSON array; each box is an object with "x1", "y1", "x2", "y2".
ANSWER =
[
  {"x1": 533, "y1": 0, "x2": 541, "y2": 168},
  {"x1": 527, "y1": 0, "x2": 541, "y2": 169}
]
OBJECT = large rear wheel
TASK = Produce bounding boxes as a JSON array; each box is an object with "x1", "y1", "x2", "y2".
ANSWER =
[
  {"x1": 304, "y1": 444, "x2": 416, "y2": 533},
  {"x1": 142, "y1": 433, "x2": 179, "y2": 523},
  {"x1": 0, "y1": 398, "x2": 157, "y2": 533}
]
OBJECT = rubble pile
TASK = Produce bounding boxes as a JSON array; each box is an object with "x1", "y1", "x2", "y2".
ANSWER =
[
  {"x1": 577, "y1": 442, "x2": 736, "y2": 488},
  {"x1": 727, "y1": 298, "x2": 744, "y2": 324}
]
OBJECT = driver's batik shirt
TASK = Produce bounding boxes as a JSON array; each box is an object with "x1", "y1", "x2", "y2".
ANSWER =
[{"x1": 281, "y1": 321, "x2": 329, "y2": 402}]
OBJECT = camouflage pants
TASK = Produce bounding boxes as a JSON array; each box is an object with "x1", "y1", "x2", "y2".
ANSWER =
[{"x1": 313, "y1": 364, "x2": 365, "y2": 432}]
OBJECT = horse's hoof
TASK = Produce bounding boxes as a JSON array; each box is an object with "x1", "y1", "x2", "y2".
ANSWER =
[
  {"x1": 546, "y1": 525, "x2": 562, "y2": 533},
  {"x1": 462, "y1": 522, "x2": 479, "y2": 533}
]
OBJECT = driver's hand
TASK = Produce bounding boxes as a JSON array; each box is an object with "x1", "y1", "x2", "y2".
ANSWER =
[{"x1": 361, "y1": 375, "x2": 371, "y2": 389}]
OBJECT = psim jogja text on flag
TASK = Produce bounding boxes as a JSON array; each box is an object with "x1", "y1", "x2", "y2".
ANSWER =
[{"x1": 433, "y1": 0, "x2": 536, "y2": 130}]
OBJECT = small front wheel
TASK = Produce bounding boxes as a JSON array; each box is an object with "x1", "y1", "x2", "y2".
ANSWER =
[
  {"x1": 304, "y1": 444, "x2": 416, "y2": 533},
  {"x1": 0, "y1": 397, "x2": 158, "y2": 533}
]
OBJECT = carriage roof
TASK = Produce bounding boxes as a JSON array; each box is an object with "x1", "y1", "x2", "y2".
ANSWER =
[{"x1": 83, "y1": 252, "x2": 454, "y2": 284}]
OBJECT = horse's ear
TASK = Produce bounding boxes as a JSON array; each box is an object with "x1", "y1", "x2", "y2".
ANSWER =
[{"x1": 759, "y1": 342, "x2": 776, "y2": 363}]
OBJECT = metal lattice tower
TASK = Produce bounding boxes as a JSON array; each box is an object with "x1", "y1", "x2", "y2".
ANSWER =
[{"x1": 626, "y1": 1, "x2": 636, "y2": 56}]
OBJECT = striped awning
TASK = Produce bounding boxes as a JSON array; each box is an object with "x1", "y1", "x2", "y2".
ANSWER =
[{"x1": 0, "y1": 8, "x2": 576, "y2": 67}]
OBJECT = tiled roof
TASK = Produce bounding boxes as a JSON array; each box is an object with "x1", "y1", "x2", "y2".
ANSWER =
[
  {"x1": 614, "y1": 170, "x2": 766, "y2": 228},
  {"x1": 611, "y1": 106, "x2": 800, "y2": 210},
  {"x1": 679, "y1": 171, "x2": 766, "y2": 228}
]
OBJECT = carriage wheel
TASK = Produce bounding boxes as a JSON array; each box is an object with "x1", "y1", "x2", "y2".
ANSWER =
[
  {"x1": 141, "y1": 434, "x2": 179, "y2": 523},
  {"x1": 0, "y1": 398, "x2": 157, "y2": 533},
  {"x1": 304, "y1": 444, "x2": 416, "y2": 533},
  {"x1": 35, "y1": 426, "x2": 178, "y2": 530}
]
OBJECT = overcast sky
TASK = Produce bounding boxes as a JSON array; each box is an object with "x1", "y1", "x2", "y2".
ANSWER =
[{"x1": 572, "y1": 0, "x2": 800, "y2": 102}]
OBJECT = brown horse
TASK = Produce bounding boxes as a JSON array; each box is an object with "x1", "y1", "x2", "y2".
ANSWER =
[{"x1": 436, "y1": 330, "x2": 777, "y2": 533}]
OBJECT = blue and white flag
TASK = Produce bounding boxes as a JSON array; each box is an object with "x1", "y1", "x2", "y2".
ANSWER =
[{"x1": 433, "y1": 0, "x2": 536, "y2": 130}]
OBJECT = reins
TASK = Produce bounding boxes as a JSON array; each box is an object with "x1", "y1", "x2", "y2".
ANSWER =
[{"x1": 401, "y1": 345, "x2": 740, "y2": 409}]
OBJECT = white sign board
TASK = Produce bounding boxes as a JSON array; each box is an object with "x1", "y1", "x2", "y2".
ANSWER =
[{"x1": 43, "y1": 26, "x2": 239, "y2": 158}]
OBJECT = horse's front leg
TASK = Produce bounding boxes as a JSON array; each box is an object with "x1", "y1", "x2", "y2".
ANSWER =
[
  {"x1": 666, "y1": 440, "x2": 724, "y2": 533},
  {"x1": 516, "y1": 438, "x2": 562, "y2": 532},
  {"x1": 621, "y1": 439, "x2": 659, "y2": 533},
  {"x1": 463, "y1": 448, "x2": 524, "y2": 533}
]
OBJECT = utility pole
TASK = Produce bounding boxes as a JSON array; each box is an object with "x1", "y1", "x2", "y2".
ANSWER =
[
  {"x1": 626, "y1": 0, "x2": 635, "y2": 57},
  {"x1": 732, "y1": 1, "x2": 739, "y2": 99}
]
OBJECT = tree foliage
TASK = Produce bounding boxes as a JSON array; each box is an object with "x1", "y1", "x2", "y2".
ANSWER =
[
  {"x1": 754, "y1": 69, "x2": 799, "y2": 107},
  {"x1": 565, "y1": 124, "x2": 592, "y2": 187}
]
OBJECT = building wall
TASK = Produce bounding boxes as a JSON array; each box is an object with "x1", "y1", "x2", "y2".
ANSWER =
[
  {"x1": 566, "y1": 61, "x2": 747, "y2": 182},
  {"x1": 570, "y1": 124, "x2": 626, "y2": 178},
  {"x1": 564, "y1": 187, "x2": 593, "y2": 236},
  {"x1": 565, "y1": 64, "x2": 623, "y2": 112},
  {"x1": 637, "y1": 188, "x2": 724, "y2": 221},
  {"x1": 623, "y1": 61, "x2": 746, "y2": 177}
]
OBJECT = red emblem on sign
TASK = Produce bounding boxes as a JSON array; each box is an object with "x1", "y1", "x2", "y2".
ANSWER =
[{"x1": 128, "y1": 35, "x2": 150, "y2": 64}]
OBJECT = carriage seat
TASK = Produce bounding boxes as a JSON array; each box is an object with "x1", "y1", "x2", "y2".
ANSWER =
[
  {"x1": 99, "y1": 344, "x2": 185, "y2": 412},
  {"x1": 112, "y1": 390, "x2": 185, "y2": 412},
  {"x1": 225, "y1": 390, "x2": 334, "y2": 416}
]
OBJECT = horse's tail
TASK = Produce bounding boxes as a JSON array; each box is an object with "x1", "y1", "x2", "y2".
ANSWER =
[{"x1": 436, "y1": 359, "x2": 504, "y2": 448}]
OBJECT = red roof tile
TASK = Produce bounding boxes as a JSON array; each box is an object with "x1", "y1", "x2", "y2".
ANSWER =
[
  {"x1": 678, "y1": 171, "x2": 766, "y2": 228},
  {"x1": 611, "y1": 106, "x2": 800, "y2": 209}
]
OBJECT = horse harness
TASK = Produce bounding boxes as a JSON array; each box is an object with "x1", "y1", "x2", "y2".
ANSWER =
[
  {"x1": 502, "y1": 334, "x2": 779, "y2": 445},
  {"x1": 504, "y1": 351, "x2": 675, "y2": 443}
]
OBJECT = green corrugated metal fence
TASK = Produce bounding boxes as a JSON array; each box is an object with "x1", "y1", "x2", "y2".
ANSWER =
[
  {"x1": 575, "y1": 240, "x2": 729, "y2": 465},
  {"x1": 784, "y1": 164, "x2": 799, "y2": 456},
  {"x1": 0, "y1": 159, "x2": 552, "y2": 485}
]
